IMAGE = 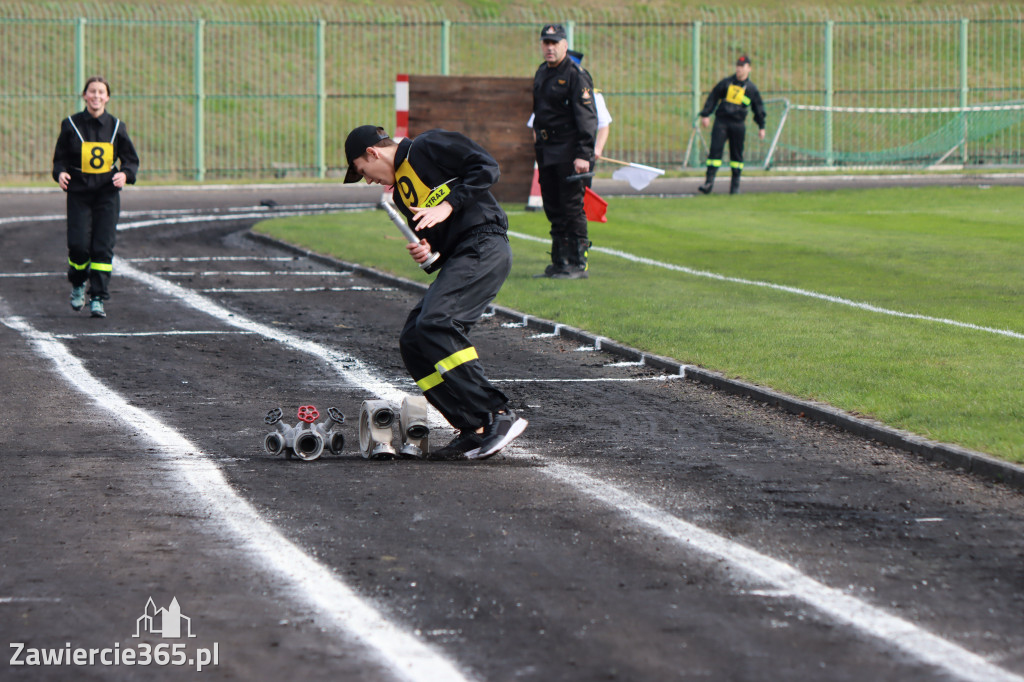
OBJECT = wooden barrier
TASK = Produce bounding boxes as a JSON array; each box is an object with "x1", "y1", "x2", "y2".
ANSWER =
[{"x1": 407, "y1": 75, "x2": 535, "y2": 204}]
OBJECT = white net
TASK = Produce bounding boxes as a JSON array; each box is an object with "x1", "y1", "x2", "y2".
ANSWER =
[{"x1": 768, "y1": 101, "x2": 1024, "y2": 169}]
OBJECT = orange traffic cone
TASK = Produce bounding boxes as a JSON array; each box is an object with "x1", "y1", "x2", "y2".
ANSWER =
[{"x1": 526, "y1": 162, "x2": 543, "y2": 211}]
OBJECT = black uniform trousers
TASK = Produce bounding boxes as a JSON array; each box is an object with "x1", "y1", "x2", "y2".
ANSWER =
[
  {"x1": 708, "y1": 118, "x2": 747, "y2": 168},
  {"x1": 66, "y1": 189, "x2": 119, "y2": 300},
  {"x1": 538, "y1": 161, "x2": 588, "y2": 241},
  {"x1": 400, "y1": 231, "x2": 512, "y2": 432}
]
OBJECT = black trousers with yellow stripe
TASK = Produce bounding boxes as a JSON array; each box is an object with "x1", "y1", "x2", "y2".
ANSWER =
[
  {"x1": 707, "y1": 117, "x2": 747, "y2": 169},
  {"x1": 399, "y1": 231, "x2": 512, "y2": 431},
  {"x1": 66, "y1": 189, "x2": 119, "y2": 300}
]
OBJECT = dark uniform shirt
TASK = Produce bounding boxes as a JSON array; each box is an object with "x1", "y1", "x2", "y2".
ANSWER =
[
  {"x1": 700, "y1": 75, "x2": 767, "y2": 129},
  {"x1": 532, "y1": 56, "x2": 598, "y2": 167},
  {"x1": 391, "y1": 129, "x2": 509, "y2": 268},
  {"x1": 52, "y1": 110, "x2": 139, "y2": 193}
]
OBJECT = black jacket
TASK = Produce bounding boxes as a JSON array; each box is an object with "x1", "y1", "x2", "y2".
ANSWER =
[
  {"x1": 532, "y1": 56, "x2": 598, "y2": 167},
  {"x1": 52, "y1": 110, "x2": 140, "y2": 193},
  {"x1": 391, "y1": 130, "x2": 508, "y2": 268},
  {"x1": 700, "y1": 75, "x2": 767, "y2": 129}
]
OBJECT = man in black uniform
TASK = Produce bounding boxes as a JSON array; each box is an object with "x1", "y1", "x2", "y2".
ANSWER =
[
  {"x1": 532, "y1": 24, "x2": 598, "y2": 279},
  {"x1": 698, "y1": 55, "x2": 766, "y2": 195},
  {"x1": 343, "y1": 125, "x2": 528, "y2": 460}
]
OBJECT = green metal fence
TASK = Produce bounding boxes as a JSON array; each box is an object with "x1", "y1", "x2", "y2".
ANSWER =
[{"x1": 2, "y1": 4, "x2": 1022, "y2": 183}]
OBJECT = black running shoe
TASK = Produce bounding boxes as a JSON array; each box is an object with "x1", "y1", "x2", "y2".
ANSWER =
[
  {"x1": 470, "y1": 409, "x2": 528, "y2": 460},
  {"x1": 428, "y1": 430, "x2": 484, "y2": 460}
]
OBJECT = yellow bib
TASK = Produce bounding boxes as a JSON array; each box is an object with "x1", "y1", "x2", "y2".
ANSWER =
[
  {"x1": 725, "y1": 84, "x2": 747, "y2": 106},
  {"x1": 81, "y1": 141, "x2": 114, "y2": 174},
  {"x1": 394, "y1": 159, "x2": 451, "y2": 208}
]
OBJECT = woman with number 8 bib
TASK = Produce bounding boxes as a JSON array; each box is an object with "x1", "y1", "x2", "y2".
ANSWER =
[{"x1": 52, "y1": 76, "x2": 140, "y2": 318}]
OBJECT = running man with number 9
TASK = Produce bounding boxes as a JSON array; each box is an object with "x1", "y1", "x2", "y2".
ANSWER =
[{"x1": 52, "y1": 76, "x2": 140, "y2": 318}]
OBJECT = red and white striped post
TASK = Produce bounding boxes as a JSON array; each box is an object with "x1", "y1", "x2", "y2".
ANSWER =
[{"x1": 395, "y1": 74, "x2": 409, "y2": 140}]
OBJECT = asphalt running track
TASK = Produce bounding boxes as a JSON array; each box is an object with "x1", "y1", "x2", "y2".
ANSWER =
[{"x1": 2, "y1": 179, "x2": 1024, "y2": 682}]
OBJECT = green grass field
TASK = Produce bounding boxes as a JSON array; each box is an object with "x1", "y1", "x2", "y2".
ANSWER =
[{"x1": 255, "y1": 186, "x2": 1024, "y2": 462}]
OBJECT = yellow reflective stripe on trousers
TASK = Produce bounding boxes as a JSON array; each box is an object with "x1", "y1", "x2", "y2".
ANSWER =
[
  {"x1": 68, "y1": 258, "x2": 90, "y2": 271},
  {"x1": 414, "y1": 346, "x2": 479, "y2": 392},
  {"x1": 91, "y1": 262, "x2": 113, "y2": 272}
]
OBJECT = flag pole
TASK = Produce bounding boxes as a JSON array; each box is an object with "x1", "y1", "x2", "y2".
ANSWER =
[{"x1": 596, "y1": 155, "x2": 634, "y2": 167}]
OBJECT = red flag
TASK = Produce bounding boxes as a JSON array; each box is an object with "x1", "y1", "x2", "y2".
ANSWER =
[{"x1": 584, "y1": 187, "x2": 607, "y2": 223}]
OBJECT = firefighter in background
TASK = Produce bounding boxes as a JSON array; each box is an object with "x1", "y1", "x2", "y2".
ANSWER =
[
  {"x1": 52, "y1": 76, "x2": 140, "y2": 318},
  {"x1": 698, "y1": 55, "x2": 766, "y2": 195},
  {"x1": 532, "y1": 24, "x2": 598, "y2": 279},
  {"x1": 567, "y1": 50, "x2": 613, "y2": 189}
]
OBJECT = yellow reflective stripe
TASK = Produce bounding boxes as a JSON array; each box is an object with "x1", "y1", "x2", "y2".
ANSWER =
[
  {"x1": 730, "y1": 161, "x2": 744, "y2": 169},
  {"x1": 68, "y1": 258, "x2": 90, "y2": 271},
  {"x1": 414, "y1": 346, "x2": 480, "y2": 392},
  {"x1": 707, "y1": 159, "x2": 722, "y2": 167},
  {"x1": 416, "y1": 371, "x2": 443, "y2": 392},
  {"x1": 90, "y1": 262, "x2": 113, "y2": 272},
  {"x1": 436, "y1": 346, "x2": 478, "y2": 374}
]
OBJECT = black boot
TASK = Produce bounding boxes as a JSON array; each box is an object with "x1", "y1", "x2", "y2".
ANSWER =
[
  {"x1": 698, "y1": 166, "x2": 717, "y2": 194},
  {"x1": 534, "y1": 236, "x2": 569, "y2": 278},
  {"x1": 730, "y1": 168, "x2": 742, "y2": 194},
  {"x1": 553, "y1": 237, "x2": 590, "y2": 279}
]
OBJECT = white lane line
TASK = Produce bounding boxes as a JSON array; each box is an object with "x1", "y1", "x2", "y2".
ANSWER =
[
  {"x1": 113, "y1": 258, "x2": 1021, "y2": 682},
  {"x1": 53, "y1": 331, "x2": 255, "y2": 339},
  {"x1": 0, "y1": 311, "x2": 472, "y2": 682},
  {"x1": 202, "y1": 286, "x2": 395, "y2": 293},
  {"x1": 537, "y1": 460, "x2": 1024, "y2": 682},
  {"x1": 118, "y1": 210, "x2": 338, "y2": 230},
  {"x1": 125, "y1": 256, "x2": 296, "y2": 262},
  {"x1": 0, "y1": 272, "x2": 59, "y2": 278},
  {"x1": 157, "y1": 271, "x2": 351, "y2": 277},
  {"x1": 0, "y1": 270, "x2": 352, "y2": 278},
  {"x1": 508, "y1": 230, "x2": 1024, "y2": 341}
]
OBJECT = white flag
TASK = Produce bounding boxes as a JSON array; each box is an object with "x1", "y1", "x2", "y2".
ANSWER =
[{"x1": 611, "y1": 162, "x2": 665, "y2": 190}]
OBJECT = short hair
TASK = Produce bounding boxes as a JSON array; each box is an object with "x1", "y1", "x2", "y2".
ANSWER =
[{"x1": 82, "y1": 76, "x2": 111, "y2": 96}]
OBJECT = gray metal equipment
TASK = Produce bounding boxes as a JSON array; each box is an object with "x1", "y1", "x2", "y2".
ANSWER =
[
  {"x1": 263, "y1": 405, "x2": 345, "y2": 462},
  {"x1": 379, "y1": 197, "x2": 441, "y2": 273},
  {"x1": 359, "y1": 399, "x2": 397, "y2": 459},
  {"x1": 398, "y1": 395, "x2": 430, "y2": 458}
]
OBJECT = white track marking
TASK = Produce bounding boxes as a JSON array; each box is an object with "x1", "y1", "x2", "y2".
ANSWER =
[
  {"x1": 536, "y1": 460, "x2": 1024, "y2": 682},
  {"x1": 201, "y1": 286, "x2": 395, "y2": 293},
  {"x1": 53, "y1": 330, "x2": 256, "y2": 339},
  {"x1": 0, "y1": 311, "x2": 473, "y2": 682},
  {"x1": 109, "y1": 258, "x2": 1023, "y2": 682},
  {"x1": 508, "y1": 230, "x2": 1024, "y2": 341},
  {"x1": 157, "y1": 270, "x2": 351, "y2": 277},
  {"x1": 125, "y1": 256, "x2": 296, "y2": 262}
]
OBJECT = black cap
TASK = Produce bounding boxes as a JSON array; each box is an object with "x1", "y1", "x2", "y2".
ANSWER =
[
  {"x1": 540, "y1": 24, "x2": 567, "y2": 42},
  {"x1": 343, "y1": 125, "x2": 389, "y2": 183},
  {"x1": 736, "y1": 55, "x2": 751, "y2": 66}
]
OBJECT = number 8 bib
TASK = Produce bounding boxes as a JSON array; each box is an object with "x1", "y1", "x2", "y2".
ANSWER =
[{"x1": 81, "y1": 142, "x2": 114, "y2": 174}]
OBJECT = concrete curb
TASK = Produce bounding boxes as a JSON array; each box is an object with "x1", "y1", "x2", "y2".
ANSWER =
[{"x1": 247, "y1": 230, "x2": 1024, "y2": 491}]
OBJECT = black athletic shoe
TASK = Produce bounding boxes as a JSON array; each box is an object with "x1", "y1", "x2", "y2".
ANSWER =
[
  {"x1": 470, "y1": 409, "x2": 528, "y2": 460},
  {"x1": 428, "y1": 430, "x2": 484, "y2": 460}
]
